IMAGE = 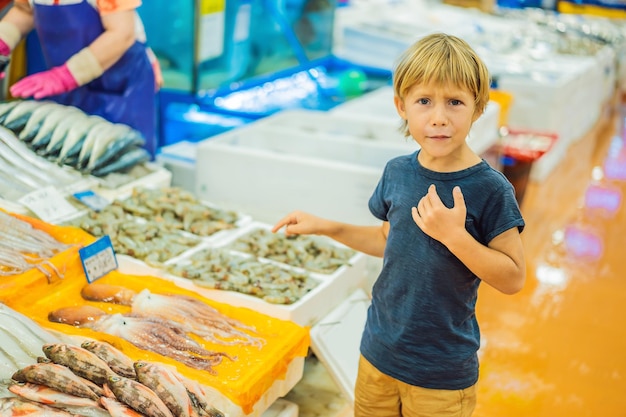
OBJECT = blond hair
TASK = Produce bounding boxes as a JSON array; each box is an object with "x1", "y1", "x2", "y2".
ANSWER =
[{"x1": 393, "y1": 33, "x2": 491, "y2": 137}]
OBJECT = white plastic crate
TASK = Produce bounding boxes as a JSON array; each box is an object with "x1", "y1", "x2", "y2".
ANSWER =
[
  {"x1": 262, "y1": 399, "x2": 299, "y2": 417},
  {"x1": 310, "y1": 289, "x2": 370, "y2": 405},
  {"x1": 195, "y1": 123, "x2": 411, "y2": 225},
  {"x1": 156, "y1": 141, "x2": 198, "y2": 192},
  {"x1": 252, "y1": 108, "x2": 412, "y2": 150}
]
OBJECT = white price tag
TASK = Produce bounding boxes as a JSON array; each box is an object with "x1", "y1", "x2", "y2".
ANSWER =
[
  {"x1": 19, "y1": 186, "x2": 79, "y2": 224},
  {"x1": 79, "y1": 235, "x2": 118, "y2": 283}
]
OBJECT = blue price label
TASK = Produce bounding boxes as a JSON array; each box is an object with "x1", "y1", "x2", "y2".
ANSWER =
[
  {"x1": 79, "y1": 235, "x2": 118, "y2": 283},
  {"x1": 73, "y1": 190, "x2": 111, "y2": 212}
]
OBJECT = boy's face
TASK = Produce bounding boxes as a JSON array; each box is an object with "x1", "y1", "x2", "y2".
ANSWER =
[{"x1": 394, "y1": 81, "x2": 479, "y2": 166}]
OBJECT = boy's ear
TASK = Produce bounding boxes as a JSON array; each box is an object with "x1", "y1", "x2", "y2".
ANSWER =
[{"x1": 394, "y1": 95, "x2": 406, "y2": 119}]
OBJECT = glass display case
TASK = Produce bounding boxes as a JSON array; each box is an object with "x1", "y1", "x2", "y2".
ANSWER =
[{"x1": 137, "y1": 0, "x2": 337, "y2": 93}]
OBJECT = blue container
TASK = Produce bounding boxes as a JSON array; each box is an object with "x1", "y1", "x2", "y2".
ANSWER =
[
  {"x1": 162, "y1": 102, "x2": 256, "y2": 146},
  {"x1": 197, "y1": 55, "x2": 392, "y2": 118},
  {"x1": 157, "y1": 88, "x2": 259, "y2": 146}
]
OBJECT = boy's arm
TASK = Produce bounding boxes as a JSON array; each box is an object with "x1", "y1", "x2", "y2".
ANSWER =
[
  {"x1": 447, "y1": 226, "x2": 526, "y2": 295},
  {"x1": 272, "y1": 211, "x2": 389, "y2": 258}
]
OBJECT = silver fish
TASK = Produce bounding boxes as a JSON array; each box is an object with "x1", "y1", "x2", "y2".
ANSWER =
[
  {"x1": 0, "y1": 344, "x2": 21, "y2": 377},
  {"x1": 2, "y1": 100, "x2": 41, "y2": 131},
  {"x1": 0, "y1": 168, "x2": 32, "y2": 199},
  {"x1": 18, "y1": 101, "x2": 61, "y2": 142},
  {"x1": 31, "y1": 106, "x2": 82, "y2": 151},
  {"x1": 86, "y1": 125, "x2": 143, "y2": 171},
  {"x1": 106, "y1": 375, "x2": 174, "y2": 417},
  {"x1": 0, "y1": 125, "x2": 80, "y2": 185},
  {"x1": 76, "y1": 122, "x2": 115, "y2": 168},
  {"x1": 0, "y1": 302, "x2": 61, "y2": 345},
  {"x1": 57, "y1": 116, "x2": 107, "y2": 163},
  {"x1": 0, "y1": 143, "x2": 49, "y2": 188},
  {"x1": 43, "y1": 111, "x2": 90, "y2": 157},
  {"x1": 91, "y1": 146, "x2": 150, "y2": 177},
  {"x1": 0, "y1": 100, "x2": 20, "y2": 124}
]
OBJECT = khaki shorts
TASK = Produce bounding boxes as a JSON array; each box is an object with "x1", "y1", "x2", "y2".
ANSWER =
[{"x1": 354, "y1": 355, "x2": 477, "y2": 417}]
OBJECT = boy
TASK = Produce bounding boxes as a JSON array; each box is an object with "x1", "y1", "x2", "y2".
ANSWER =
[{"x1": 272, "y1": 33, "x2": 526, "y2": 417}]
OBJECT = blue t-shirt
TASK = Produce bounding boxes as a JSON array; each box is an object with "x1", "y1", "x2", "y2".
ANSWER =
[{"x1": 361, "y1": 150, "x2": 525, "y2": 390}]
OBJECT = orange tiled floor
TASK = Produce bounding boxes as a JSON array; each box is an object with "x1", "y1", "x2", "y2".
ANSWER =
[{"x1": 476, "y1": 96, "x2": 626, "y2": 416}]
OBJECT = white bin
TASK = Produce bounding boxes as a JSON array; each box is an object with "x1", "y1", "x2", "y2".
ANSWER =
[{"x1": 195, "y1": 124, "x2": 411, "y2": 226}]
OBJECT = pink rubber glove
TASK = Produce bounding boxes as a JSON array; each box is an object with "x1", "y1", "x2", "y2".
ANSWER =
[
  {"x1": 0, "y1": 38, "x2": 10, "y2": 56},
  {"x1": 0, "y1": 38, "x2": 10, "y2": 80},
  {"x1": 10, "y1": 64, "x2": 79, "y2": 99}
]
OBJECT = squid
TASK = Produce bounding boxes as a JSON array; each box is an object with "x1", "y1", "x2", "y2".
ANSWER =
[
  {"x1": 81, "y1": 283, "x2": 264, "y2": 348},
  {"x1": 48, "y1": 305, "x2": 233, "y2": 374}
]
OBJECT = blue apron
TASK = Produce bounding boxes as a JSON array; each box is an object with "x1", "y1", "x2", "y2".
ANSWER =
[{"x1": 31, "y1": 0, "x2": 156, "y2": 157}]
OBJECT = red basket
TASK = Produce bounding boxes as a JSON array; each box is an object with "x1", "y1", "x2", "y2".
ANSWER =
[{"x1": 501, "y1": 129, "x2": 558, "y2": 163}]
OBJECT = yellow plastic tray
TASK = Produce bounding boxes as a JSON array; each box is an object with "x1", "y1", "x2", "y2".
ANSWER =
[{"x1": 0, "y1": 213, "x2": 309, "y2": 414}]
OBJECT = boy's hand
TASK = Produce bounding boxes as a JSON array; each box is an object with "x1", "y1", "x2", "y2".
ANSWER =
[
  {"x1": 272, "y1": 211, "x2": 324, "y2": 237},
  {"x1": 412, "y1": 184, "x2": 467, "y2": 245}
]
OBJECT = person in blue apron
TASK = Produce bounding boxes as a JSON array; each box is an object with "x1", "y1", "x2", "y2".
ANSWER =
[{"x1": 0, "y1": 0, "x2": 160, "y2": 157}]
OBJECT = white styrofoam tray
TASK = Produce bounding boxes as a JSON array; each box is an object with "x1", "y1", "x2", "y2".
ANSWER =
[
  {"x1": 156, "y1": 141, "x2": 198, "y2": 192},
  {"x1": 310, "y1": 288, "x2": 370, "y2": 404},
  {"x1": 261, "y1": 399, "x2": 299, "y2": 417},
  {"x1": 194, "y1": 124, "x2": 411, "y2": 225},
  {"x1": 119, "y1": 221, "x2": 368, "y2": 327}
]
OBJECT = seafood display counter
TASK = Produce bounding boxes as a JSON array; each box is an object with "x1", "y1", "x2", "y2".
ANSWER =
[
  {"x1": 0, "y1": 211, "x2": 310, "y2": 417},
  {"x1": 59, "y1": 186, "x2": 368, "y2": 327}
]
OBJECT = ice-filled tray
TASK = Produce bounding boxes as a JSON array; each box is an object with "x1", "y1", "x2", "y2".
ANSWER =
[
  {"x1": 155, "y1": 222, "x2": 368, "y2": 326},
  {"x1": 65, "y1": 186, "x2": 252, "y2": 267}
]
